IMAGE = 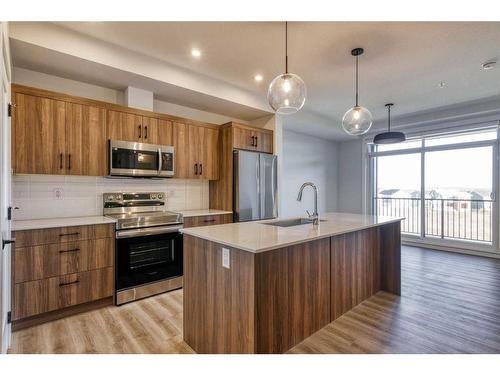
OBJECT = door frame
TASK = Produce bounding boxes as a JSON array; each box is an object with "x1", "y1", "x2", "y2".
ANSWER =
[{"x1": 0, "y1": 21, "x2": 12, "y2": 354}]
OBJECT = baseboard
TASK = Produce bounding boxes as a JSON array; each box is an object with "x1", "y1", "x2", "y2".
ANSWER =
[
  {"x1": 402, "y1": 240, "x2": 500, "y2": 259},
  {"x1": 12, "y1": 297, "x2": 113, "y2": 332}
]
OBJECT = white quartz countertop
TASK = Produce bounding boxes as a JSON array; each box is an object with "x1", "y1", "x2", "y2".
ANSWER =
[
  {"x1": 181, "y1": 212, "x2": 404, "y2": 253},
  {"x1": 175, "y1": 209, "x2": 233, "y2": 218},
  {"x1": 13, "y1": 216, "x2": 117, "y2": 231}
]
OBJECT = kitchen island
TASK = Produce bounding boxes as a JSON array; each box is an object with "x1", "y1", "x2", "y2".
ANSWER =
[{"x1": 181, "y1": 212, "x2": 403, "y2": 354}]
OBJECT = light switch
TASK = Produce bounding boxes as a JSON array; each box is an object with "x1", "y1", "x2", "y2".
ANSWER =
[{"x1": 222, "y1": 248, "x2": 230, "y2": 269}]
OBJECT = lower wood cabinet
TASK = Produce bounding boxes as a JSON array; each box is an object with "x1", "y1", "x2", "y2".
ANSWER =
[
  {"x1": 12, "y1": 223, "x2": 115, "y2": 327},
  {"x1": 13, "y1": 267, "x2": 114, "y2": 321},
  {"x1": 183, "y1": 214, "x2": 233, "y2": 228}
]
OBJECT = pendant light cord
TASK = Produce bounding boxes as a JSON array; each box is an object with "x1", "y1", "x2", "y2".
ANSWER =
[
  {"x1": 387, "y1": 105, "x2": 391, "y2": 131},
  {"x1": 355, "y1": 55, "x2": 359, "y2": 106},
  {"x1": 285, "y1": 21, "x2": 288, "y2": 74}
]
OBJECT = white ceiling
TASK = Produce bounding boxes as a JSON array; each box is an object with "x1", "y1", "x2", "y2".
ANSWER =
[{"x1": 10, "y1": 22, "x2": 500, "y2": 140}]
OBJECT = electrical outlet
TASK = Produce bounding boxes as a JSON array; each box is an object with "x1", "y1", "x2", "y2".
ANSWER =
[
  {"x1": 53, "y1": 188, "x2": 64, "y2": 200},
  {"x1": 222, "y1": 248, "x2": 230, "y2": 269}
]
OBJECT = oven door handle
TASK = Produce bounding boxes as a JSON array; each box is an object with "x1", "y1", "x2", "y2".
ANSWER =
[
  {"x1": 157, "y1": 148, "x2": 162, "y2": 176},
  {"x1": 116, "y1": 224, "x2": 183, "y2": 239}
]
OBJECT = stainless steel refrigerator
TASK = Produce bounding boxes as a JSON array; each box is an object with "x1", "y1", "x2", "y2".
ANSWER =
[{"x1": 233, "y1": 150, "x2": 278, "y2": 222}]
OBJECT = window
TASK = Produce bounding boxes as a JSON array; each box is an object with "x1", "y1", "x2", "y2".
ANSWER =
[{"x1": 369, "y1": 126, "x2": 498, "y2": 250}]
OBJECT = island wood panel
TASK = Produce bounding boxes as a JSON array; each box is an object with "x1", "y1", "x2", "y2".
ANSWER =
[
  {"x1": 380, "y1": 221, "x2": 402, "y2": 295},
  {"x1": 12, "y1": 267, "x2": 114, "y2": 321},
  {"x1": 209, "y1": 125, "x2": 233, "y2": 211},
  {"x1": 14, "y1": 224, "x2": 115, "y2": 248},
  {"x1": 254, "y1": 238, "x2": 331, "y2": 353},
  {"x1": 330, "y1": 227, "x2": 381, "y2": 320},
  {"x1": 66, "y1": 102, "x2": 107, "y2": 176},
  {"x1": 12, "y1": 93, "x2": 66, "y2": 174},
  {"x1": 183, "y1": 235, "x2": 255, "y2": 353},
  {"x1": 14, "y1": 238, "x2": 114, "y2": 283}
]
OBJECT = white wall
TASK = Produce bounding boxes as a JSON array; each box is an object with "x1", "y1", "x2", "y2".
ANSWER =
[
  {"x1": 281, "y1": 130, "x2": 338, "y2": 217},
  {"x1": 337, "y1": 139, "x2": 364, "y2": 214}
]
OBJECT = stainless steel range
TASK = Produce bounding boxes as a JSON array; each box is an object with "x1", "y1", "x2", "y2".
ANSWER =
[{"x1": 103, "y1": 192, "x2": 183, "y2": 305}]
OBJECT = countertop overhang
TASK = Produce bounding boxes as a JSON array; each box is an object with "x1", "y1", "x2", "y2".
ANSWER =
[{"x1": 181, "y1": 212, "x2": 404, "y2": 253}]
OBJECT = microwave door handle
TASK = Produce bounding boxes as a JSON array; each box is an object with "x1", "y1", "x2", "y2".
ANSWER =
[{"x1": 157, "y1": 148, "x2": 162, "y2": 175}]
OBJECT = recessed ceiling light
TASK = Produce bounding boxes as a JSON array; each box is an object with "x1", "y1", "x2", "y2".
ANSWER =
[
  {"x1": 482, "y1": 60, "x2": 496, "y2": 70},
  {"x1": 437, "y1": 81, "x2": 446, "y2": 88},
  {"x1": 254, "y1": 74, "x2": 263, "y2": 82},
  {"x1": 191, "y1": 48, "x2": 201, "y2": 58}
]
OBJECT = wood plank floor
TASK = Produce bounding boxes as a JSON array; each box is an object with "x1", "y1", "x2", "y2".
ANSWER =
[{"x1": 9, "y1": 246, "x2": 500, "y2": 354}]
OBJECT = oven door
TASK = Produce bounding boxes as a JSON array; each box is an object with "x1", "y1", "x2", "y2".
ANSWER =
[
  {"x1": 110, "y1": 140, "x2": 161, "y2": 177},
  {"x1": 115, "y1": 227, "x2": 183, "y2": 292}
]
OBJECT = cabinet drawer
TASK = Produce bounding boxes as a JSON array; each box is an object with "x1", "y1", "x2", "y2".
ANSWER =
[
  {"x1": 13, "y1": 267, "x2": 114, "y2": 321},
  {"x1": 14, "y1": 224, "x2": 114, "y2": 247},
  {"x1": 183, "y1": 214, "x2": 232, "y2": 228},
  {"x1": 14, "y1": 238, "x2": 114, "y2": 283}
]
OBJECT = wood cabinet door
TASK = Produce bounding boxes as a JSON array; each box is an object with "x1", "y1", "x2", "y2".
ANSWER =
[
  {"x1": 158, "y1": 119, "x2": 173, "y2": 145},
  {"x1": 172, "y1": 122, "x2": 191, "y2": 178},
  {"x1": 200, "y1": 127, "x2": 219, "y2": 180},
  {"x1": 232, "y1": 126, "x2": 255, "y2": 151},
  {"x1": 141, "y1": 116, "x2": 159, "y2": 144},
  {"x1": 13, "y1": 93, "x2": 66, "y2": 174},
  {"x1": 188, "y1": 124, "x2": 203, "y2": 179},
  {"x1": 106, "y1": 110, "x2": 142, "y2": 142},
  {"x1": 255, "y1": 131, "x2": 273, "y2": 154},
  {"x1": 66, "y1": 103, "x2": 107, "y2": 176}
]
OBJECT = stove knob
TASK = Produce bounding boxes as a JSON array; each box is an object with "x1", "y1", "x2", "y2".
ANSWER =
[
  {"x1": 151, "y1": 194, "x2": 157, "y2": 199},
  {"x1": 157, "y1": 194, "x2": 163, "y2": 199},
  {"x1": 107, "y1": 195, "x2": 114, "y2": 201}
]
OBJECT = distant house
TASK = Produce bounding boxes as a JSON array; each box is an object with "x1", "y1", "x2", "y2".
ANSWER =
[{"x1": 469, "y1": 191, "x2": 485, "y2": 209}]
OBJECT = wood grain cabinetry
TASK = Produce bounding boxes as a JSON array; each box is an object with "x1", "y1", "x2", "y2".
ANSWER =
[
  {"x1": 12, "y1": 223, "x2": 115, "y2": 326},
  {"x1": 106, "y1": 110, "x2": 162, "y2": 144},
  {"x1": 11, "y1": 85, "x2": 216, "y2": 179},
  {"x1": 183, "y1": 214, "x2": 232, "y2": 228},
  {"x1": 12, "y1": 93, "x2": 66, "y2": 175},
  {"x1": 173, "y1": 122, "x2": 219, "y2": 180},
  {"x1": 232, "y1": 123, "x2": 273, "y2": 154}
]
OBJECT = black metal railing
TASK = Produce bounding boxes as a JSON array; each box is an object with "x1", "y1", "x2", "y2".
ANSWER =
[{"x1": 374, "y1": 197, "x2": 493, "y2": 243}]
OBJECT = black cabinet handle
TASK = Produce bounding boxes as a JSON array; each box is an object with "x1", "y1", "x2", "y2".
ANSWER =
[
  {"x1": 199, "y1": 163, "x2": 203, "y2": 175},
  {"x1": 255, "y1": 136, "x2": 258, "y2": 147},
  {"x1": 203, "y1": 219, "x2": 216, "y2": 223},
  {"x1": 2, "y1": 239, "x2": 15, "y2": 250},
  {"x1": 194, "y1": 163, "x2": 198, "y2": 175},
  {"x1": 59, "y1": 280, "x2": 80, "y2": 287},
  {"x1": 251, "y1": 136, "x2": 255, "y2": 146},
  {"x1": 59, "y1": 232, "x2": 80, "y2": 237},
  {"x1": 145, "y1": 126, "x2": 148, "y2": 139},
  {"x1": 59, "y1": 153, "x2": 63, "y2": 169},
  {"x1": 59, "y1": 248, "x2": 80, "y2": 254},
  {"x1": 138, "y1": 125, "x2": 142, "y2": 138},
  {"x1": 68, "y1": 154, "x2": 71, "y2": 170}
]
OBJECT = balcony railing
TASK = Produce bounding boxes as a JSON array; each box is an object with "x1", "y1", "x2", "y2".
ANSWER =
[{"x1": 374, "y1": 197, "x2": 494, "y2": 243}]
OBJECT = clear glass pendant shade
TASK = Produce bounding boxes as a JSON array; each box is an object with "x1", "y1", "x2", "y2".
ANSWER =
[
  {"x1": 267, "y1": 73, "x2": 307, "y2": 115},
  {"x1": 342, "y1": 105, "x2": 373, "y2": 136}
]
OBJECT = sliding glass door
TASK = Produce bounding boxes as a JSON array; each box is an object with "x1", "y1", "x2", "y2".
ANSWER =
[{"x1": 369, "y1": 128, "x2": 498, "y2": 251}]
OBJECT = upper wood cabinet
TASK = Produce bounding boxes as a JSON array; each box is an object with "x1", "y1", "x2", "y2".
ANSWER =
[
  {"x1": 66, "y1": 103, "x2": 107, "y2": 176},
  {"x1": 12, "y1": 93, "x2": 106, "y2": 176},
  {"x1": 13, "y1": 93, "x2": 66, "y2": 175},
  {"x1": 173, "y1": 122, "x2": 219, "y2": 180},
  {"x1": 232, "y1": 124, "x2": 273, "y2": 153}
]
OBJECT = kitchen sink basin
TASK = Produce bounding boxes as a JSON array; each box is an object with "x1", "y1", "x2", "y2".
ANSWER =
[{"x1": 262, "y1": 218, "x2": 326, "y2": 227}]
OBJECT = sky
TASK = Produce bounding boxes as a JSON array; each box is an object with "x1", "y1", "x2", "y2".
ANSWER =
[{"x1": 377, "y1": 146, "x2": 493, "y2": 195}]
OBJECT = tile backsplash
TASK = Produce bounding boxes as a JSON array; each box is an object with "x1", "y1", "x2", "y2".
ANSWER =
[{"x1": 12, "y1": 175, "x2": 210, "y2": 220}]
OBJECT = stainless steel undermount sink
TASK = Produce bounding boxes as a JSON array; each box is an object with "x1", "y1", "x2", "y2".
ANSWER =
[{"x1": 262, "y1": 218, "x2": 326, "y2": 227}]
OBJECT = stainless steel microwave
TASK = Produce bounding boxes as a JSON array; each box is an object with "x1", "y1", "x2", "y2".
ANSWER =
[{"x1": 109, "y1": 140, "x2": 174, "y2": 178}]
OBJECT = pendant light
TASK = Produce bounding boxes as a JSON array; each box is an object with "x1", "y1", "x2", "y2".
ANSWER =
[
  {"x1": 373, "y1": 103, "x2": 406, "y2": 144},
  {"x1": 267, "y1": 22, "x2": 306, "y2": 115},
  {"x1": 342, "y1": 48, "x2": 373, "y2": 135}
]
